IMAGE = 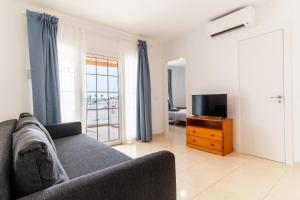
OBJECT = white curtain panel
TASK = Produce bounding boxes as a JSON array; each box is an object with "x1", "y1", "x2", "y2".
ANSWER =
[
  {"x1": 119, "y1": 40, "x2": 138, "y2": 143},
  {"x1": 57, "y1": 23, "x2": 86, "y2": 124}
]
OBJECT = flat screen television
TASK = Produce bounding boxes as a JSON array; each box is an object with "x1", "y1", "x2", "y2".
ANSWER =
[{"x1": 192, "y1": 94, "x2": 227, "y2": 118}]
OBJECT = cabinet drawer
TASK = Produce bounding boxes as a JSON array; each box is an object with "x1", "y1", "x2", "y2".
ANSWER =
[
  {"x1": 187, "y1": 126, "x2": 223, "y2": 141},
  {"x1": 187, "y1": 135, "x2": 222, "y2": 151}
]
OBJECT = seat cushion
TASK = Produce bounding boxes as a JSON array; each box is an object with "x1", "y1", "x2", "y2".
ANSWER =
[
  {"x1": 54, "y1": 134, "x2": 132, "y2": 179},
  {"x1": 0, "y1": 119, "x2": 17, "y2": 200}
]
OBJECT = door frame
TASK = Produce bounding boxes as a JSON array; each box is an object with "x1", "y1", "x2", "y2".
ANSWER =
[
  {"x1": 164, "y1": 58, "x2": 188, "y2": 136},
  {"x1": 85, "y1": 52, "x2": 122, "y2": 146},
  {"x1": 237, "y1": 25, "x2": 293, "y2": 164}
]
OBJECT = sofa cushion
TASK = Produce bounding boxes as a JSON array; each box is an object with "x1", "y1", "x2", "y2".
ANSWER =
[
  {"x1": 54, "y1": 134, "x2": 132, "y2": 179},
  {"x1": 12, "y1": 125, "x2": 69, "y2": 198},
  {"x1": 0, "y1": 119, "x2": 17, "y2": 200},
  {"x1": 16, "y1": 113, "x2": 57, "y2": 153}
]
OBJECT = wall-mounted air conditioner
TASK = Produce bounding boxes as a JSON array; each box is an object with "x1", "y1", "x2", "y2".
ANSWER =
[{"x1": 207, "y1": 6, "x2": 255, "y2": 38}]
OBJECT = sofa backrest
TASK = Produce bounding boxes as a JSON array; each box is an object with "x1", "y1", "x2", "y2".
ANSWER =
[{"x1": 0, "y1": 120, "x2": 17, "y2": 200}]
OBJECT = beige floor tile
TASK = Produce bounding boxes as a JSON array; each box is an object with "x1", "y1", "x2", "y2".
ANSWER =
[
  {"x1": 113, "y1": 125, "x2": 299, "y2": 200},
  {"x1": 264, "y1": 193, "x2": 300, "y2": 200},
  {"x1": 177, "y1": 180, "x2": 202, "y2": 200},
  {"x1": 194, "y1": 159, "x2": 287, "y2": 200},
  {"x1": 177, "y1": 158, "x2": 242, "y2": 194},
  {"x1": 264, "y1": 164, "x2": 300, "y2": 200}
]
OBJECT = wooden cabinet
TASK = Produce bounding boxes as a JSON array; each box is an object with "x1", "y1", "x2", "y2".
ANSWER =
[{"x1": 186, "y1": 116, "x2": 233, "y2": 156}]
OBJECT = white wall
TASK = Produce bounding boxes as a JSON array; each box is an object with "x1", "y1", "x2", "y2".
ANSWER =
[
  {"x1": 169, "y1": 67, "x2": 186, "y2": 107},
  {"x1": 0, "y1": 0, "x2": 165, "y2": 134},
  {"x1": 291, "y1": 0, "x2": 300, "y2": 161},
  {"x1": 163, "y1": 0, "x2": 300, "y2": 161},
  {"x1": 0, "y1": 0, "x2": 32, "y2": 121},
  {"x1": 148, "y1": 44, "x2": 165, "y2": 134}
]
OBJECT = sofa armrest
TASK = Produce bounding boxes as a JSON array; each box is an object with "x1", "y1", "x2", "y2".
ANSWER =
[
  {"x1": 44, "y1": 122, "x2": 82, "y2": 139},
  {"x1": 18, "y1": 151, "x2": 176, "y2": 200}
]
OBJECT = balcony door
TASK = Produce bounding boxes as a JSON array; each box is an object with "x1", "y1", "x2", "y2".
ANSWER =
[{"x1": 86, "y1": 56, "x2": 121, "y2": 145}]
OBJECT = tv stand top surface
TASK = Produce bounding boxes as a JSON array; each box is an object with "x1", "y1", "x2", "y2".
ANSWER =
[{"x1": 187, "y1": 116, "x2": 232, "y2": 122}]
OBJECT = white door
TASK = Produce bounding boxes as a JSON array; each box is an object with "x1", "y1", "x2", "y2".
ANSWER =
[{"x1": 239, "y1": 30, "x2": 285, "y2": 163}]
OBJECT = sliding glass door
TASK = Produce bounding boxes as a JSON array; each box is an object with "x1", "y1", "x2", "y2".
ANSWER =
[{"x1": 85, "y1": 56, "x2": 121, "y2": 145}]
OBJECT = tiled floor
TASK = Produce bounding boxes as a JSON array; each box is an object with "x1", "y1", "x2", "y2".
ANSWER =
[{"x1": 113, "y1": 125, "x2": 300, "y2": 200}]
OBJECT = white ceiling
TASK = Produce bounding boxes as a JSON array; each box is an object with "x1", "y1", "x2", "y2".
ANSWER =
[{"x1": 23, "y1": 0, "x2": 267, "y2": 41}]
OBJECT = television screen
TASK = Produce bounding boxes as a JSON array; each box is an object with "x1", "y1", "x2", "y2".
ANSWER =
[{"x1": 192, "y1": 94, "x2": 227, "y2": 118}]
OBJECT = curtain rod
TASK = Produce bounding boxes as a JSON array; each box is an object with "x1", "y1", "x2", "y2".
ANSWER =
[
  {"x1": 21, "y1": 9, "x2": 147, "y2": 43},
  {"x1": 21, "y1": 9, "x2": 50, "y2": 15}
]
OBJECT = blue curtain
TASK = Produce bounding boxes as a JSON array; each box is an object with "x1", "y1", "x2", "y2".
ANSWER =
[
  {"x1": 168, "y1": 69, "x2": 174, "y2": 109},
  {"x1": 137, "y1": 40, "x2": 152, "y2": 142},
  {"x1": 26, "y1": 10, "x2": 61, "y2": 124}
]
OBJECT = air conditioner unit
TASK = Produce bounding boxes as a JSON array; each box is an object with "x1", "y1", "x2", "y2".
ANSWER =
[{"x1": 207, "y1": 6, "x2": 255, "y2": 38}]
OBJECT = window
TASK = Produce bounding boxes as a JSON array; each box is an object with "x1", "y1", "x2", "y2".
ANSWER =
[{"x1": 85, "y1": 56, "x2": 120, "y2": 143}]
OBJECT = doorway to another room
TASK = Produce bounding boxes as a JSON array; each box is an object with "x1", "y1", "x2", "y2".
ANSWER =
[{"x1": 167, "y1": 58, "x2": 187, "y2": 134}]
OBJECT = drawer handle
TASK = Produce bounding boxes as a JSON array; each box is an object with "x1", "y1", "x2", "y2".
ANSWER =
[
  {"x1": 210, "y1": 134, "x2": 215, "y2": 137},
  {"x1": 193, "y1": 130, "x2": 196, "y2": 133},
  {"x1": 193, "y1": 139, "x2": 196, "y2": 142},
  {"x1": 210, "y1": 144, "x2": 214, "y2": 147}
]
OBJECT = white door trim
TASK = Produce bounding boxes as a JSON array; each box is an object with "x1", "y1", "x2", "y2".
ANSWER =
[
  {"x1": 164, "y1": 61, "x2": 169, "y2": 135},
  {"x1": 164, "y1": 58, "x2": 188, "y2": 136},
  {"x1": 237, "y1": 25, "x2": 293, "y2": 164}
]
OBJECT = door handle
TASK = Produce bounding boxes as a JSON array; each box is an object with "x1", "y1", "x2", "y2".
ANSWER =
[{"x1": 270, "y1": 95, "x2": 283, "y2": 99}]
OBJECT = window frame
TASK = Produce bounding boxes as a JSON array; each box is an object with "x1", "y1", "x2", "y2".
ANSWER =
[{"x1": 85, "y1": 54, "x2": 121, "y2": 145}]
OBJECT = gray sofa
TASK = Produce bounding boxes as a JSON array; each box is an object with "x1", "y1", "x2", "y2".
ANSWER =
[{"x1": 0, "y1": 119, "x2": 176, "y2": 200}]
